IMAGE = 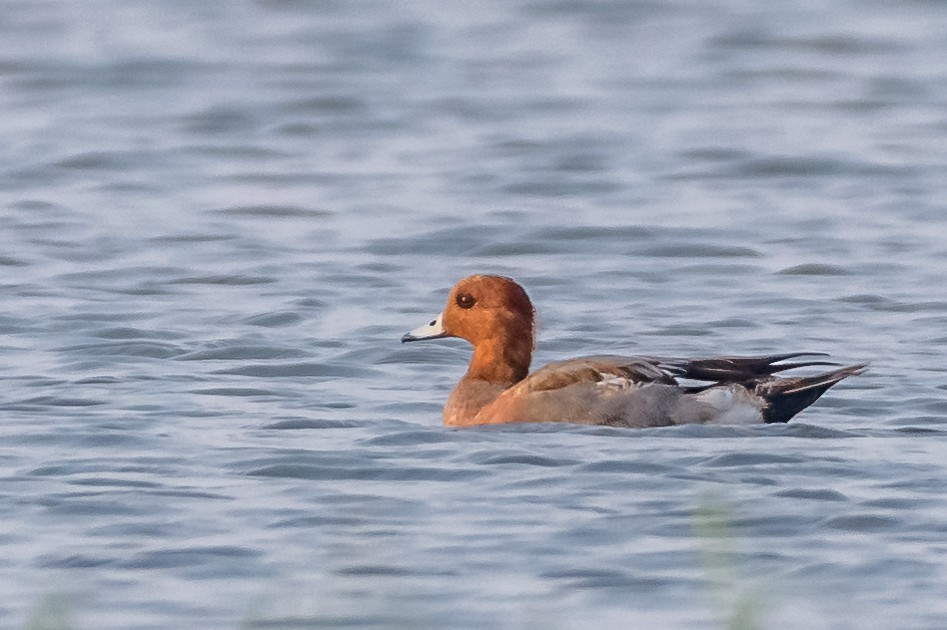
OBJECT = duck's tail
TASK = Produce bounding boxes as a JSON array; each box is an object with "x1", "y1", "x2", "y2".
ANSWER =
[{"x1": 756, "y1": 364, "x2": 867, "y2": 423}]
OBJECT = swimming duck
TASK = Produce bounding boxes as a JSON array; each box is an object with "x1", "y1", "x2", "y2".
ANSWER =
[{"x1": 402, "y1": 274, "x2": 865, "y2": 427}]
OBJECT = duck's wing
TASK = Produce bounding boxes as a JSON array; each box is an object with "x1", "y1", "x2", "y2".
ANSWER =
[
  {"x1": 656, "y1": 352, "x2": 841, "y2": 384},
  {"x1": 472, "y1": 355, "x2": 680, "y2": 426},
  {"x1": 515, "y1": 355, "x2": 677, "y2": 393}
]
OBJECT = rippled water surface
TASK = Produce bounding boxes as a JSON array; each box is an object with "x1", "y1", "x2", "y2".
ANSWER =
[{"x1": 2, "y1": 1, "x2": 947, "y2": 628}]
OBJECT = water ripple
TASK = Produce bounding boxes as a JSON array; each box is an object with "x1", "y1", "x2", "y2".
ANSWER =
[
  {"x1": 213, "y1": 362, "x2": 374, "y2": 378},
  {"x1": 59, "y1": 341, "x2": 184, "y2": 359},
  {"x1": 246, "y1": 463, "x2": 482, "y2": 482},
  {"x1": 214, "y1": 204, "x2": 332, "y2": 218}
]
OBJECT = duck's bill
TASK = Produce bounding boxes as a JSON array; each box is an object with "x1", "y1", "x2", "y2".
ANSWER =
[{"x1": 401, "y1": 312, "x2": 447, "y2": 343}]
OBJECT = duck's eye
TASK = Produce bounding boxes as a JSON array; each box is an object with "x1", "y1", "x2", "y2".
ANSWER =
[{"x1": 456, "y1": 292, "x2": 476, "y2": 309}]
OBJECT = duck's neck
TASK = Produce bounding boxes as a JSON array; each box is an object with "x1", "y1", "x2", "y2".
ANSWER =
[
  {"x1": 444, "y1": 335, "x2": 531, "y2": 426},
  {"x1": 465, "y1": 334, "x2": 532, "y2": 386}
]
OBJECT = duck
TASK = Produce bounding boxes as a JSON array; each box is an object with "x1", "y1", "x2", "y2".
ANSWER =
[{"x1": 401, "y1": 274, "x2": 865, "y2": 427}]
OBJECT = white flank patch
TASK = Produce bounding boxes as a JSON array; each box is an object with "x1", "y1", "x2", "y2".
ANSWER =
[
  {"x1": 596, "y1": 374, "x2": 637, "y2": 392},
  {"x1": 696, "y1": 386, "x2": 763, "y2": 425}
]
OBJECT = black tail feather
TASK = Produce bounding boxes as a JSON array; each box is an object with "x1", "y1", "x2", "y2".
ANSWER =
[
  {"x1": 657, "y1": 353, "x2": 866, "y2": 422},
  {"x1": 757, "y1": 364, "x2": 867, "y2": 423}
]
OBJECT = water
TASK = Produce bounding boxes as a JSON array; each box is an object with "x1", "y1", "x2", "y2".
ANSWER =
[{"x1": 1, "y1": 0, "x2": 946, "y2": 628}]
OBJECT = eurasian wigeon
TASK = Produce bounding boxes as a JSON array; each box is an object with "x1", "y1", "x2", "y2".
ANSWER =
[{"x1": 402, "y1": 274, "x2": 865, "y2": 427}]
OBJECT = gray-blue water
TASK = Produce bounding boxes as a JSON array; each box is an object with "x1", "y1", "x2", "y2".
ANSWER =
[{"x1": 2, "y1": 1, "x2": 946, "y2": 628}]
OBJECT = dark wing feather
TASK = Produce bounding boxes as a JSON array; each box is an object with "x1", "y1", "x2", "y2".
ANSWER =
[{"x1": 658, "y1": 352, "x2": 840, "y2": 383}]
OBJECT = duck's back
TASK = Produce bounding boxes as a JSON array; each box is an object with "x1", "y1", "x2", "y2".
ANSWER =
[{"x1": 467, "y1": 354, "x2": 863, "y2": 427}]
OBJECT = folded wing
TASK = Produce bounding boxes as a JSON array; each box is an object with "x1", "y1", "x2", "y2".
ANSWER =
[{"x1": 489, "y1": 352, "x2": 865, "y2": 426}]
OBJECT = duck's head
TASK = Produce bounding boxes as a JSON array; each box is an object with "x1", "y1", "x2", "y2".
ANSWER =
[{"x1": 402, "y1": 274, "x2": 535, "y2": 349}]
